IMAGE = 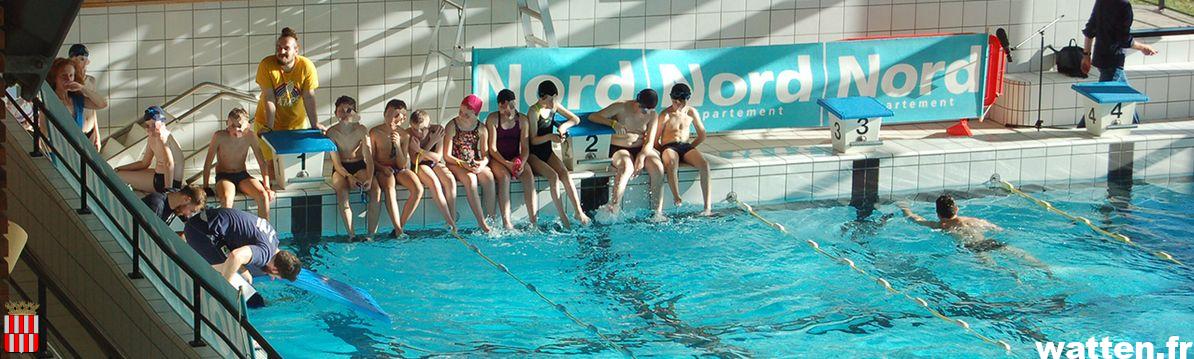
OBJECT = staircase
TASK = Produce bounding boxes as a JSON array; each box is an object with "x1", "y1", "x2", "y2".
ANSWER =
[{"x1": 100, "y1": 82, "x2": 258, "y2": 180}]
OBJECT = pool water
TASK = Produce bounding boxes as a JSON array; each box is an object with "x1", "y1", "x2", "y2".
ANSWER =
[{"x1": 252, "y1": 179, "x2": 1194, "y2": 358}]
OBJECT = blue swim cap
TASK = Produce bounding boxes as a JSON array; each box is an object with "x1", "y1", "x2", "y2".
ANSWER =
[
  {"x1": 144, "y1": 105, "x2": 166, "y2": 122},
  {"x1": 69, "y1": 44, "x2": 89, "y2": 58}
]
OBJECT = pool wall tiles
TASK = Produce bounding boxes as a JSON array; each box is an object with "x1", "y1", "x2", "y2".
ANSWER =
[
  {"x1": 69, "y1": 0, "x2": 1108, "y2": 162},
  {"x1": 993, "y1": 39, "x2": 1194, "y2": 128},
  {"x1": 257, "y1": 128, "x2": 1194, "y2": 236}
]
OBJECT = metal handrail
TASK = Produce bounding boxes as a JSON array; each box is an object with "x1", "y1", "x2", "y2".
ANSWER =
[
  {"x1": 104, "y1": 83, "x2": 257, "y2": 161},
  {"x1": 6, "y1": 86, "x2": 281, "y2": 359}
]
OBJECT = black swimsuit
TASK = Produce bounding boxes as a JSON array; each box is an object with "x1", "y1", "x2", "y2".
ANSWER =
[
  {"x1": 529, "y1": 108, "x2": 557, "y2": 162},
  {"x1": 342, "y1": 160, "x2": 366, "y2": 174},
  {"x1": 216, "y1": 171, "x2": 254, "y2": 185},
  {"x1": 661, "y1": 142, "x2": 695, "y2": 160}
]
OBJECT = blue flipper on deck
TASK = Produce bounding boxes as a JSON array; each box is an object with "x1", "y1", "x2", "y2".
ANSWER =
[{"x1": 257, "y1": 270, "x2": 390, "y2": 322}]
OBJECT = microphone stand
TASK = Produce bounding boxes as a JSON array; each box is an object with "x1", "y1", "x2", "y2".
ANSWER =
[{"x1": 1010, "y1": 15, "x2": 1065, "y2": 131}]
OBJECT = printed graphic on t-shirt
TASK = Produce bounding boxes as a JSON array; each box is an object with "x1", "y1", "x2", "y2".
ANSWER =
[{"x1": 274, "y1": 81, "x2": 301, "y2": 108}]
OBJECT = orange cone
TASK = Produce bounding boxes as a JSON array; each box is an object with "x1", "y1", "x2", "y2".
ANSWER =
[{"x1": 947, "y1": 120, "x2": 973, "y2": 137}]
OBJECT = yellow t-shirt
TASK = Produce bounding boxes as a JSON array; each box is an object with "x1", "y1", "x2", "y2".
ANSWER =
[{"x1": 254, "y1": 55, "x2": 319, "y2": 131}]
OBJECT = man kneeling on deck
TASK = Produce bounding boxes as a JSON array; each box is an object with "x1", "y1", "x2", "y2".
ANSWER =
[
  {"x1": 141, "y1": 184, "x2": 206, "y2": 223},
  {"x1": 184, "y1": 207, "x2": 301, "y2": 288}
]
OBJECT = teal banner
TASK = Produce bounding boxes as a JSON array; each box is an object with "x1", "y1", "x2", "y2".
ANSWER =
[{"x1": 472, "y1": 34, "x2": 989, "y2": 132}]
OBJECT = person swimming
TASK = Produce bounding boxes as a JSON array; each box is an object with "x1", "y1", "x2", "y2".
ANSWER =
[{"x1": 900, "y1": 194, "x2": 1053, "y2": 278}]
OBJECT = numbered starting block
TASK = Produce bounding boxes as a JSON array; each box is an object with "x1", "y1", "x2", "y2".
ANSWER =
[
  {"x1": 1072, "y1": 82, "x2": 1147, "y2": 137},
  {"x1": 817, "y1": 97, "x2": 893, "y2": 154},
  {"x1": 563, "y1": 112, "x2": 615, "y2": 171},
  {"x1": 260, "y1": 129, "x2": 338, "y2": 188}
]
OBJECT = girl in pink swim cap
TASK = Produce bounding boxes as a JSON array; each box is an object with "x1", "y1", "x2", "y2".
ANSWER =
[{"x1": 442, "y1": 94, "x2": 496, "y2": 232}]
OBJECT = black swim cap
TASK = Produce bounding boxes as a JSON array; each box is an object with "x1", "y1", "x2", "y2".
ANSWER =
[
  {"x1": 670, "y1": 83, "x2": 691, "y2": 100},
  {"x1": 636, "y1": 89, "x2": 659, "y2": 109},
  {"x1": 497, "y1": 89, "x2": 517, "y2": 104},
  {"x1": 537, "y1": 81, "x2": 558, "y2": 98}
]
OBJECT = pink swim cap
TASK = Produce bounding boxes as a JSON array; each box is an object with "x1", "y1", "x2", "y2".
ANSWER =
[{"x1": 462, "y1": 94, "x2": 483, "y2": 115}]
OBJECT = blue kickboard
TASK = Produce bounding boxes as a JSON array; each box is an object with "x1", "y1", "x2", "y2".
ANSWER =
[
  {"x1": 261, "y1": 270, "x2": 390, "y2": 322},
  {"x1": 816, "y1": 97, "x2": 894, "y2": 120},
  {"x1": 1071, "y1": 82, "x2": 1150, "y2": 104},
  {"x1": 260, "y1": 129, "x2": 338, "y2": 155}
]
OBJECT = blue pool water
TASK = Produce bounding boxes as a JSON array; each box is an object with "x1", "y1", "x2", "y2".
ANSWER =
[{"x1": 252, "y1": 179, "x2": 1194, "y2": 358}]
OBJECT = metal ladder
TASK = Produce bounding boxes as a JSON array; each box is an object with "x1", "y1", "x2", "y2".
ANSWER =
[
  {"x1": 414, "y1": 0, "x2": 470, "y2": 122},
  {"x1": 516, "y1": 0, "x2": 558, "y2": 47},
  {"x1": 414, "y1": 0, "x2": 558, "y2": 121},
  {"x1": 101, "y1": 82, "x2": 256, "y2": 163}
]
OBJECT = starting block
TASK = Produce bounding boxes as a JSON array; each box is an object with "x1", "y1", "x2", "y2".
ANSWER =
[
  {"x1": 817, "y1": 97, "x2": 893, "y2": 154},
  {"x1": 563, "y1": 112, "x2": 615, "y2": 171},
  {"x1": 260, "y1": 129, "x2": 337, "y2": 188},
  {"x1": 1072, "y1": 82, "x2": 1147, "y2": 137}
]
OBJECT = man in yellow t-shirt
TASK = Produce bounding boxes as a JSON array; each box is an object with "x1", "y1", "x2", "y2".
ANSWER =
[{"x1": 254, "y1": 27, "x2": 323, "y2": 189}]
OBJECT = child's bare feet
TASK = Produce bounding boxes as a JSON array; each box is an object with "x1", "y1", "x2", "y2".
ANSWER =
[{"x1": 577, "y1": 212, "x2": 591, "y2": 226}]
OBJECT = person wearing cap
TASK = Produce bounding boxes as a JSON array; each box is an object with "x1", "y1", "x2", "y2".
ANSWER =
[
  {"x1": 656, "y1": 84, "x2": 713, "y2": 216},
  {"x1": 485, "y1": 89, "x2": 537, "y2": 230},
  {"x1": 589, "y1": 89, "x2": 667, "y2": 221},
  {"x1": 443, "y1": 94, "x2": 496, "y2": 233},
  {"x1": 525, "y1": 82, "x2": 590, "y2": 228},
  {"x1": 253, "y1": 27, "x2": 322, "y2": 189},
  {"x1": 45, "y1": 57, "x2": 107, "y2": 150},
  {"x1": 115, "y1": 106, "x2": 186, "y2": 193},
  {"x1": 184, "y1": 207, "x2": 302, "y2": 285},
  {"x1": 68, "y1": 44, "x2": 108, "y2": 149},
  {"x1": 326, "y1": 96, "x2": 373, "y2": 241}
]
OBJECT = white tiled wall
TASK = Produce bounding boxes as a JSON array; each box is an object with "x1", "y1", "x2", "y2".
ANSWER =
[
  {"x1": 65, "y1": 0, "x2": 1125, "y2": 161},
  {"x1": 993, "y1": 58, "x2": 1194, "y2": 127},
  {"x1": 233, "y1": 120, "x2": 1194, "y2": 236}
]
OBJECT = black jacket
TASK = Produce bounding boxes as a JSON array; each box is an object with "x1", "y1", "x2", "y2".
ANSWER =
[{"x1": 1082, "y1": 0, "x2": 1135, "y2": 68}]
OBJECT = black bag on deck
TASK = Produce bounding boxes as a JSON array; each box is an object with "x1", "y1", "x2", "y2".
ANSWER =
[{"x1": 1055, "y1": 39, "x2": 1088, "y2": 78}]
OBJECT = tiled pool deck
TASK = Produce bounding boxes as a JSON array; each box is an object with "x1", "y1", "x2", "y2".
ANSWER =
[{"x1": 233, "y1": 119, "x2": 1194, "y2": 237}]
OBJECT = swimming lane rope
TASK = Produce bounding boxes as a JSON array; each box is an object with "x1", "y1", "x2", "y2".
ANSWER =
[
  {"x1": 730, "y1": 197, "x2": 1014, "y2": 354},
  {"x1": 447, "y1": 230, "x2": 635, "y2": 357},
  {"x1": 991, "y1": 176, "x2": 1185, "y2": 268}
]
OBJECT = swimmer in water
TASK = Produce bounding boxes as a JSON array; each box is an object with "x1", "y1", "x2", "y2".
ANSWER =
[{"x1": 900, "y1": 195, "x2": 1053, "y2": 279}]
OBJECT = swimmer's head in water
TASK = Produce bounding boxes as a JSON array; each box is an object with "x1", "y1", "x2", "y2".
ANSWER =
[
  {"x1": 384, "y1": 99, "x2": 408, "y2": 127},
  {"x1": 936, "y1": 194, "x2": 958, "y2": 220},
  {"x1": 460, "y1": 94, "x2": 483, "y2": 117},
  {"x1": 268, "y1": 250, "x2": 302, "y2": 281},
  {"x1": 175, "y1": 185, "x2": 207, "y2": 219},
  {"x1": 636, "y1": 89, "x2": 659, "y2": 111},
  {"x1": 334, "y1": 95, "x2": 357, "y2": 121},
  {"x1": 670, "y1": 84, "x2": 692, "y2": 102},
  {"x1": 497, "y1": 89, "x2": 517, "y2": 117},
  {"x1": 226, "y1": 107, "x2": 250, "y2": 135}
]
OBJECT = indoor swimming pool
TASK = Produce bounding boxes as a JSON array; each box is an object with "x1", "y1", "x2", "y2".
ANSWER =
[{"x1": 250, "y1": 178, "x2": 1194, "y2": 358}]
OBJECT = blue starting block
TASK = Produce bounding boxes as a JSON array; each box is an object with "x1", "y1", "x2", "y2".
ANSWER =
[
  {"x1": 260, "y1": 129, "x2": 337, "y2": 187},
  {"x1": 1072, "y1": 82, "x2": 1147, "y2": 137},
  {"x1": 559, "y1": 112, "x2": 616, "y2": 170},
  {"x1": 817, "y1": 97, "x2": 893, "y2": 153}
]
